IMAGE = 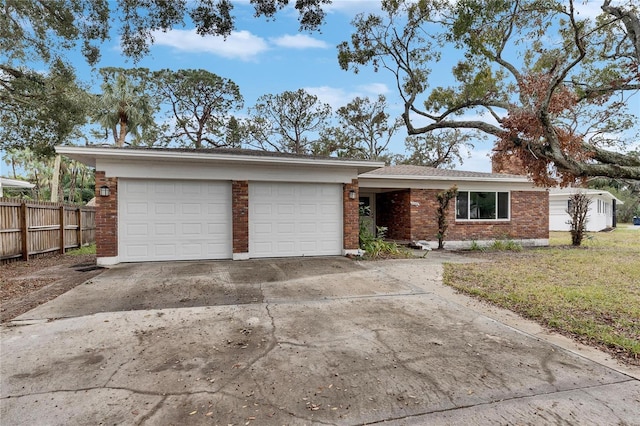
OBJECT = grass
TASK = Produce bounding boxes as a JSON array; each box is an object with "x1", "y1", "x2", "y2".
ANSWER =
[
  {"x1": 66, "y1": 243, "x2": 96, "y2": 256},
  {"x1": 443, "y1": 225, "x2": 640, "y2": 364}
]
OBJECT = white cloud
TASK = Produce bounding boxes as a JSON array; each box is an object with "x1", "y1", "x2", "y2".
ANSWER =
[
  {"x1": 304, "y1": 84, "x2": 394, "y2": 109},
  {"x1": 357, "y1": 83, "x2": 390, "y2": 95},
  {"x1": 325, "y1": 0, "x2": 383, "y2": 17},
  {"x1": 152, "y1": 29, "x2": 269, "y2": 61},
  {"x1": 304, "y1": 86, "x2": 352, "y2": 109},
  {"x1": 271, "y1": 34, "x2": 329, "y2": 49}
]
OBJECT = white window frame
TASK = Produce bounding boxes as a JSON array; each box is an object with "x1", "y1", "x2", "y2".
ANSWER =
[{"x1": 456, "y1": 191, "x2": 511, "y2": 221}]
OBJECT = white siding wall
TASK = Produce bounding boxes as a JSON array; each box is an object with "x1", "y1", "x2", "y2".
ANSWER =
[{"x1": 549, "y1": 194, "x2": 614, "y2": 232}]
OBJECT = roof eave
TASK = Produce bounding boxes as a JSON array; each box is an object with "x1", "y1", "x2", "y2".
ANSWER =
[
  {"x1": 55, "y1": 146, "x2": 385, "y2": 173},
  {"x1": 358, "y1": 174, "x2": 531, "y2": 183}
]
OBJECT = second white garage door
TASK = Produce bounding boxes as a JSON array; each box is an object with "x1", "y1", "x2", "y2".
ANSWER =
[
  {"x1": 249, "y1": 182, "x2": 342, "y2": 258},
  {"x1": 119, "y1": 179, "x2": 232, "y2": 262}
]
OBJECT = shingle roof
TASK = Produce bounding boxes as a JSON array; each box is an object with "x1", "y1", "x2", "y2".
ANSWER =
[{"x1": 360, "y1": 164, "x2": 526, "y2": 180}]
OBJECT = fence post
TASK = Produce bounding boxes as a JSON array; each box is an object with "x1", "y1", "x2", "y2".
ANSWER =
[
  {"x1": 59, "y1": 205, "x2": 65, "y2": 254},
  {"x1": 78, "y1": 207, "x2": 83, "y2": 247},
  {"x1": 21, "y1": 202, "x2": 28, "y2": 261}
]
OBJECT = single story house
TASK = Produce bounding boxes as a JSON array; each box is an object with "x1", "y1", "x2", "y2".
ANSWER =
[
  {"x1": 56, "y1": 146, "x2": 549, "y2": 266},
  {"x1": 549, "y1": 188, "x2": 623, "y2": 232},
  {"x1": 0, "y1": 177, "x2": 35, "y2": 197}
]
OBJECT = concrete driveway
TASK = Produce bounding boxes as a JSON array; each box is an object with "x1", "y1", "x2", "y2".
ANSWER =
[{"x1": 1, "y1": 254, "x2": 639, "y2": 425}]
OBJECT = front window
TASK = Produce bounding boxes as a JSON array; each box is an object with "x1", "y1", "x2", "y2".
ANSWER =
[{"x1": 456, "y1": 191, "x2": 510, "y2": 220}]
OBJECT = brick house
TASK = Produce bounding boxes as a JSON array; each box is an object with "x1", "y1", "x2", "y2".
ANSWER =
[
  {"x1": 57, "y1": 147, "x2": 548, "y2": 265},
  {"x1": 359, "y1": 165, "x2": 549, "y2": 249}
]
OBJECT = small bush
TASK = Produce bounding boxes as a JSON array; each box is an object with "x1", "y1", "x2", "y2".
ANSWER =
[
  {"x1": 489, "y1": 238, "x2": 522, "y2": 252},
  {"x1": 359, "y1": 224, "x2": 409, "y2": 259},
  {"x1": 469, "y1": 240, "x2": 484, "y2": 251},
  {"x1": 66, "y1": 244, "x2": 96, "y2": 256}
]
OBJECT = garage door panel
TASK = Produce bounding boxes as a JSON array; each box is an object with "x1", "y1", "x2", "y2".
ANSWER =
[
  {"x1": 182, "y1": 203, "x2": 202, "y2": 214},
  {"x1": 155, "y1": 245, "x2": 175, "y2": 256},
  {"x1": 119, "y1": 179, "x2": 232, "y2": 262},
  {"x1": 299, "y1": 223, "x2": 319, "y2": 234},
  {"x1": 126, "y1": 245, "x2": 149, "y2": 257},
  {"x1": 127, "y1": 181, "x2": 148, "y2": 193},
  {"x1": 155, "y1": 182, "x2": 176, "y2": 193},
  {"x1": 155, "y1": 203, "x2": 175, "y2": 214},
  {"x1": 250, "y1": 182, "x2": 341, "y2": 258},
  {"x1": 181, "y1": 223, "x2": 202, "y2": 234},
  {"x1": 126, "y1": 202, "x2": 148, "y2": 215},
  {"x1": 155, "y1": 223, "x2": 175, "y2": 235}
]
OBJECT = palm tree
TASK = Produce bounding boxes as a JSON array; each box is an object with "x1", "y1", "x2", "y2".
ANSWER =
[{"x1": 93, "y1": 69, "x2": 156, "y2": 147}]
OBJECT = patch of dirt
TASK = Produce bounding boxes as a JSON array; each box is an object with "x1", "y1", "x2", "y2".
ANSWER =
[{"x1": 0, "y1": 254, "x2": 104, "y2": 323}]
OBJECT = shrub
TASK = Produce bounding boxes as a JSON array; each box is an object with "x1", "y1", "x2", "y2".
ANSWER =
[
  {"x1": 489, "y1": 238, "x2": 523, "y2": 252},
  {"x1": 359, "y1": 223, "x2": 408, "y2": 258}
]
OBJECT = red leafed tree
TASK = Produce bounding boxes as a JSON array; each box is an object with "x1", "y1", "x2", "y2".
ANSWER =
[{"x1": 493, "y1": 73, "x2": 591, "y2": 187}]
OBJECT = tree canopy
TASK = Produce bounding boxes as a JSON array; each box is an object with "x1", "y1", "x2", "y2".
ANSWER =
[
  {"x1": 1, "y1": 0, "x2": 333, "y2": 157},
  {"x1": 245, "y1": 89, "x2": 332, "y2": 154},
  {"x1": 338, "y1": 0, "x2": 640, "y2": 183},
  {"x1": 91, "y1": 68, "x2": 159, "y2": 147},
  {"x1": 0, "y1": 59, "x2": 90, "y2": 156},
  {"x1": 153, "y1": 69, "x2": 244, "y2": 149},
  {"x1": 2, "y1": 0, "x2": 331, "y2": 67},
  {"x1": 319, "y1": 95, "x2": 400, "y2": 161}
]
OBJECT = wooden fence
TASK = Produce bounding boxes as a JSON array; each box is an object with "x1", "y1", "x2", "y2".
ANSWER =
[{"x1": 0, "y1": 198, "x2": 96, "y2": 262}]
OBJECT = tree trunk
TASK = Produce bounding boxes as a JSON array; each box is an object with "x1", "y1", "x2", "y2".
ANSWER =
[
  {"x1": 50, "y1": 155, "x2": 61, "y2": 203},
  {"x1": 117, "y1": 118, "x2": 128, "y2": 147}
]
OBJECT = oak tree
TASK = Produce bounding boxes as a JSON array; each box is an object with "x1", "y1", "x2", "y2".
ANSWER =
[{"x1": 338, "y1": 0, "x2": 640, "y2": 183}]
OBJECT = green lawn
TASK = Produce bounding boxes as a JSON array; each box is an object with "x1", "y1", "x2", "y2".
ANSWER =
[{"x1": 443, "y1": 225, "x2": 640, "y2": 364}]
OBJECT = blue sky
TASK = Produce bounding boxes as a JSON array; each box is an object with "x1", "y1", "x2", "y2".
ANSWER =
[
  {"x1": 3, "y1": 0, "x2": 637, "y2": 178},
  {"x1": 71, "y1": 0, "x2": 501, "y2": 170}
]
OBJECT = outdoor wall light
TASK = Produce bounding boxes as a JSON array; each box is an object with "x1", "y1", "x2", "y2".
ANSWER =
[
  {"x1": 99, "y1": 185, "x2": 110, "y2": 197},
  {"x1": 349, "y1": 189, "x2": 357, "y2": 200}
]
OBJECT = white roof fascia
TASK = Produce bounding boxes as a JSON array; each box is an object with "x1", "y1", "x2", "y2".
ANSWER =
[
  {"x1": 359, "y1": 174, "x2": 531, "y2": 184},
  {"x1": 0, "y1": 177, "x2": 35, "y2": 188},
  {"x1": 549, "y1": 189, "x2": 623, "y2": 204},
  {"x1": 55, "y1": 146, "x2": 385, "y2": 173}
]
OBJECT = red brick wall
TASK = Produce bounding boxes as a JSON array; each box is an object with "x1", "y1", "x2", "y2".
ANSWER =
[
  {"x1": 409, "y1": 189, "x2": 440, "y2": 240},
  {"x1": 376, "y1": 190, "x2": 412, "y2": 240},
  {"x1": 343, "y1": 179, "x2": 359, "y2": 250},
  {"x1": 232, "y1": 181, "x2": 249, "y2": 254},
  {"x1": 445, "y1": 190, "x2": 548, "y2": 241},
  {"x1": 95, "y1": 171, "x2": 118, "y2": 258},
  {"x1": 379, "y1": 189, "x2": 549, "y2": 242}
]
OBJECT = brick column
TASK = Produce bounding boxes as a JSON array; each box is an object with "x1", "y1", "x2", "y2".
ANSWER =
[
  {"x1": 343, "y1": 179, "x2": 360, "y2": 254},
  {"x1": 95, "y1": 171, "x2": 118, "y2": 262},
  {"x1": 232, "y1": 181, "x2": 249, "y2": 260}
]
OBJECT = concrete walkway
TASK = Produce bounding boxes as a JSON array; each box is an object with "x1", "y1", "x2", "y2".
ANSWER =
[{"x1": 2, "y1": 255, "x2": 638, "y2": 425}]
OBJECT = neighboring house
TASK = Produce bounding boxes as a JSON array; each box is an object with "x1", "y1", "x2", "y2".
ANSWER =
[
  {"x1": 0, "y1": 177, "x2": 35, "y2": 197},
  {"x1": 56, "y1": 147, "x2": 549, "y2": 266},
  {"x1": 359, "y1": 165, "x2": 549, "y2": 249},
  {"x1": 549, "y1": 188, "x2": 623, "y2": 232}
]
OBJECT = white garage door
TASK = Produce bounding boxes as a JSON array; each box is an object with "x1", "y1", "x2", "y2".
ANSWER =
[
  {"x1": 249, "y1": 182, "x2": 342, "y2": 258},
  {"x1": 119, "y1": 179, "x2": 232, "y2": 262}
]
